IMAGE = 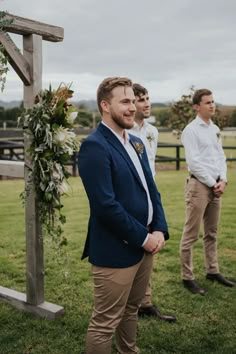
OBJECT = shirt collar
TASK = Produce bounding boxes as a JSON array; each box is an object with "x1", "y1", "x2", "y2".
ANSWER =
[
  {"x1": 101, "y1": 121, "x2": 129, "y2": 145},
  {"x1": 132, "y1": 120, "x2": 148, "y2": 130},
  {"x1": 196, "y1": 115, "x2": 213, "y2": 126}
]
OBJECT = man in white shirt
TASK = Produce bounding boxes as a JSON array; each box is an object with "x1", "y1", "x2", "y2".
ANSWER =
[
  {"x1": 180, "y1": 88, "x2": 235, "y2": 295},
  {"x1": 130, "y1": 83, "x2": 176, "y2": 322},
  {"x1": 129, "y1": 84, "x2": 158, "y2": 177}
]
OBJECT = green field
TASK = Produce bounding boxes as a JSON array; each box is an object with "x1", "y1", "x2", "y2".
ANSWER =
[{"x1": 0, "y1": 169, "x2": 236, "y2": 354}]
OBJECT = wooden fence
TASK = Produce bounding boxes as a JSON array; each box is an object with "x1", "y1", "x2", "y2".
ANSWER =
[
  {"x1": 1, "y1": 140, "x2": 236, "y2": 175},
  {"x1": 156, "y1": 142, "x2": 236, "y2": 170}
]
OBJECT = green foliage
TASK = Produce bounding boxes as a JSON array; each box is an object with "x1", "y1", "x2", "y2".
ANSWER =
[
  {"x1": 212, "y1": 109, "x2": 230, "y2": 131},
  {"x1": 18, "y1": 84, "x2": 79, "y2": 249},
  {"x1": 76, "y1": 109, "x2": 93, "y2": 127},
  {"x1": 0, "y1": 11, "x2": 13, "y2": 92},
  {"x1": 75, "y1": 109, "x2": 100, "y2": 128},
  {"x1": 229, "y1": 109, "x2": 236, "y2": 127},
  {"x1": 152, "y1": 107, "x2": 172, "y2": 127},
  {"x1": 0, "y1": 170, "x2": 236, "y2": 353},
  {"x1": 0, "y1": 104, "x2": 24, "y2": 127},
  {"x1": 169, "y1": 86, "x2": 195, "y2": 138}
]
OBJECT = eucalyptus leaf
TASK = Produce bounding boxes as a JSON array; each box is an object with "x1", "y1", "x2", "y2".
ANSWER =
[{"x1": 19, "y1": 84, "x2": 78, "y2": 247}]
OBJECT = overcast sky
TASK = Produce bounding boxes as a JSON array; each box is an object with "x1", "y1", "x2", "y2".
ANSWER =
[{"x1": 1, "y1": 0, "x2": 236, "y2": 104}]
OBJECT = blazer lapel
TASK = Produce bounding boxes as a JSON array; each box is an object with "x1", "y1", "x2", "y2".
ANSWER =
[
  {"x1": 129, "y1": 134, "x2": 154, "y2": 185},
  {"x1": 97, "y1": 124, "x2": 144, "y2": 187}
]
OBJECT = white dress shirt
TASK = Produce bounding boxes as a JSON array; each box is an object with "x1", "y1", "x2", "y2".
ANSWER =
[
  {"x1": 101, "y1": 121, "x2": 153, "y2": 227},
  {"x1": 181, "y1": 116, "x2": 227, "y2": 187},
  {"x1": 129, "y1": 121, "x2": 158, "y2": 177}
]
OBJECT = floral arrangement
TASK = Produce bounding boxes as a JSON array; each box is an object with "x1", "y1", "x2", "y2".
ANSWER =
[
  {"x1": 18, "y1": 84, "x2": 79, "y2": 248},
  {"x1": 146, "y1": 132, "x2": 154, "y2": 146},
  {"x1": 133, "y1": 141, "x2": 144, "y2": 157}
]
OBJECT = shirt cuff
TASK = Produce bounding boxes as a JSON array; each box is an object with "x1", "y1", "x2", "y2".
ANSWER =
[
  {"x1": 220, "y1": 177, "x2": 227, "y2": 183},
  {"x1": 220, "y1": 179, "x2": 228, "y2": 185},
  {"x1": 142, "y1": 233, "x2": 149, "y2": 247}
]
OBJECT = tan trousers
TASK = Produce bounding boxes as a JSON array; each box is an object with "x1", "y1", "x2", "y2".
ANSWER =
[
  {"x1": 140, "y1": 281, "x2": 152, "y2": 307},
  {"x1": 86, "y1": 253, "x2": 153, "y2": 354},
  {"x1": 180, "y1": 177, "x2": 221, "y2": 280}
]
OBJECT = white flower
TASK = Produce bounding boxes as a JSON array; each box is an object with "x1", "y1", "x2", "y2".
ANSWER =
[
  {"x1": 52, "y1": 170, "x2": 61, "y2": 180},
  {"x1": 64, "y1": 146, "x2": 74, "y2": 156},
  {"x1": 53, "y1": 127, "x2": 69, "y2": 145},
  {"x1": 53, "y1": 128, "x2": 77, "y2": 155},
  {"x1": 146, "y1": 132, "x2": 154, "y2": 142},
  {"x1": 67, "y1": 111, "x2": 78, "y2": 124},
  {"x1": 58, "y1": 180, "x2": 69, "y2": 195},
  {"x1": 52, "y1": 163, "x2": 63, "y2": 180},
  {"x1": 67, "y1": 130, "x2": 76, "y2": 140}
]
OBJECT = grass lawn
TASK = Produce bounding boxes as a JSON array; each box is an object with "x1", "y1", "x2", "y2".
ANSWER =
[{"x1": 0, "y1": 169, "x2": 236, "y2": 354}]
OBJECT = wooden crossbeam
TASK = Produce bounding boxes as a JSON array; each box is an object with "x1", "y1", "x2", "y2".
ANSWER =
[
  {"x1": 3, "y1": 13, "x2": 64, "y2": 42},
  {"x1": 0, "y1": 14, "x2": 65, "y2": 319},
  {"x1": 0, "y1": 286, "x2": 64, "y2": 320},
  {"x1": 0, "y1": 31, "x2": 31, "y2": 85},
  {"x1": 0, "y1": 160, "x2": 24, "y2": 177}
]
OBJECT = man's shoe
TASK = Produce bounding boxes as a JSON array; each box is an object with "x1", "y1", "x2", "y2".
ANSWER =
[
  {"x1": 138, "y1": 305, "x2": 176, "y2": 322},
  {"x1": 206, "y1": 273, "x2": 235, "y2": 287},
  {"x1": 183, "y1": 279, "x2": 207, "y2": 296}
]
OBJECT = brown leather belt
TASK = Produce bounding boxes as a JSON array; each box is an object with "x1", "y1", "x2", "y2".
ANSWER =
[
  {"x1": 190, "y1": 174, "x2": 198, "y2": 180},
  {"x1": 190, "y1": 175, "x2": 220, "y2": 183}
]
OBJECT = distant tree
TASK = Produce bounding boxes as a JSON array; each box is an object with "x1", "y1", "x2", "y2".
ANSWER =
[
  {"x1": 95, "y1": 112, "x2": 101, "y2": 125},
  {"x1": 212, "y1": 109, "x2": 230, "y2": 130},
  {"x1": 154, "y1": 108, "x2": 172, "y2": 127},
  {"x1": 78, "y1": 103, "x2": 86, "y2": 110},
  {"x1": 169, "y1": 86, "x2": 229, "y2": 138},
  {"x1": 229, "y1": 109, "x2": 236, "y2": 127},
  {"x1": 169, "y1": 86, "x2": 195, "y2": 138},
  {"x1": 5, "y1": 106, "x2": 23, "y2": 121},
  {"x1": 75, "y1": 110, "x2": 93, "y2": 127},
  {"x1": 0, "y1": 104, "x2": 24, "y2": 128}
]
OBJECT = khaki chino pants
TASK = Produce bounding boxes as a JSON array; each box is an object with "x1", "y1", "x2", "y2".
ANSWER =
[
  {"x1": 140, "y1": 280, "x2": 152, "y2": 308},
  {"x1": 86, "y1": 253, "x2": 153, "y2": 354},
  {"x1": 180, "y1": 177, "x2": 221, "y2": 280}
]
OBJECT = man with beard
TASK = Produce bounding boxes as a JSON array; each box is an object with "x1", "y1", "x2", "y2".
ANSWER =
[
  {"x1": 78, "y1": 77, "x2": 169, "y2": 354},
  {"x1": 130, "y1": 83, "x2": 176, "y2": 322}
]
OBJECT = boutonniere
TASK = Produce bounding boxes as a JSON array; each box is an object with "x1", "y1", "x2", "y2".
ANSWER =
[
  {"x1": 216, "y1": 132, "x2": 221, "y2": 140},
  {"x1": 133, "y1": 141, "x2": 144, "y2": 157},
  {"x1": 146, "y1": 132, "x2": 154, "y2": 146}
]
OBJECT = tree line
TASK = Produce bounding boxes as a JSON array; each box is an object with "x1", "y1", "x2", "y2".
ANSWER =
[{"x1": 1, "y1": 91, "x2": 236, "y2": 131}]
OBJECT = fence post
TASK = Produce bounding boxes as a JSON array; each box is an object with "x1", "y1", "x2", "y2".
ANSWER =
[
  {"x1": 72, "y1": 152, "x2": 78, "y2": 177},
  {"x1": 23, "y1": 34, "x2": 44, "y2": 305},
  {"x1": 176, "y1": 145, "x2": 180, "y2": 170}
]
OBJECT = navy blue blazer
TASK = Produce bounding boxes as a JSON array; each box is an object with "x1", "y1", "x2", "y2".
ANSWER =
[{"x1": 78, "y1": 123, "x2": 169, "y2": 268}]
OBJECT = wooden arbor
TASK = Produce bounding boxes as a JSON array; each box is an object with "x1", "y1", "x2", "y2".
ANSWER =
[{"x1": 0, "y1": 14, "x2": 64, "y2": 319}]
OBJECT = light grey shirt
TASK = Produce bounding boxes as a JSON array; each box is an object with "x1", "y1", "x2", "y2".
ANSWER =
[{"x1": 129, "y1": 121, "x2": 158, "y2": 177}]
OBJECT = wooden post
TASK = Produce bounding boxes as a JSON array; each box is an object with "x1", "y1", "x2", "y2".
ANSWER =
[
  {"x1": 176, "y1": 145, "x2": 180, "y2": 171},
  {"x1": 23, "y1": 34, "x2": 44, "y2": 305},
  {"x1": 0, "y1": 14, "x2": 64, "y2": 318}
]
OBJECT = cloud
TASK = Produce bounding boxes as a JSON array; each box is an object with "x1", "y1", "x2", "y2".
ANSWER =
[{"x1": 1, "y1": 0, "x2": 236, "y2": 104}]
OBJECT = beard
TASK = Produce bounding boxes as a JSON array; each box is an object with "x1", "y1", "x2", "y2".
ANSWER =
[{"x1": 110, "y1": 109, "x2": 134, "y2": 130}]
